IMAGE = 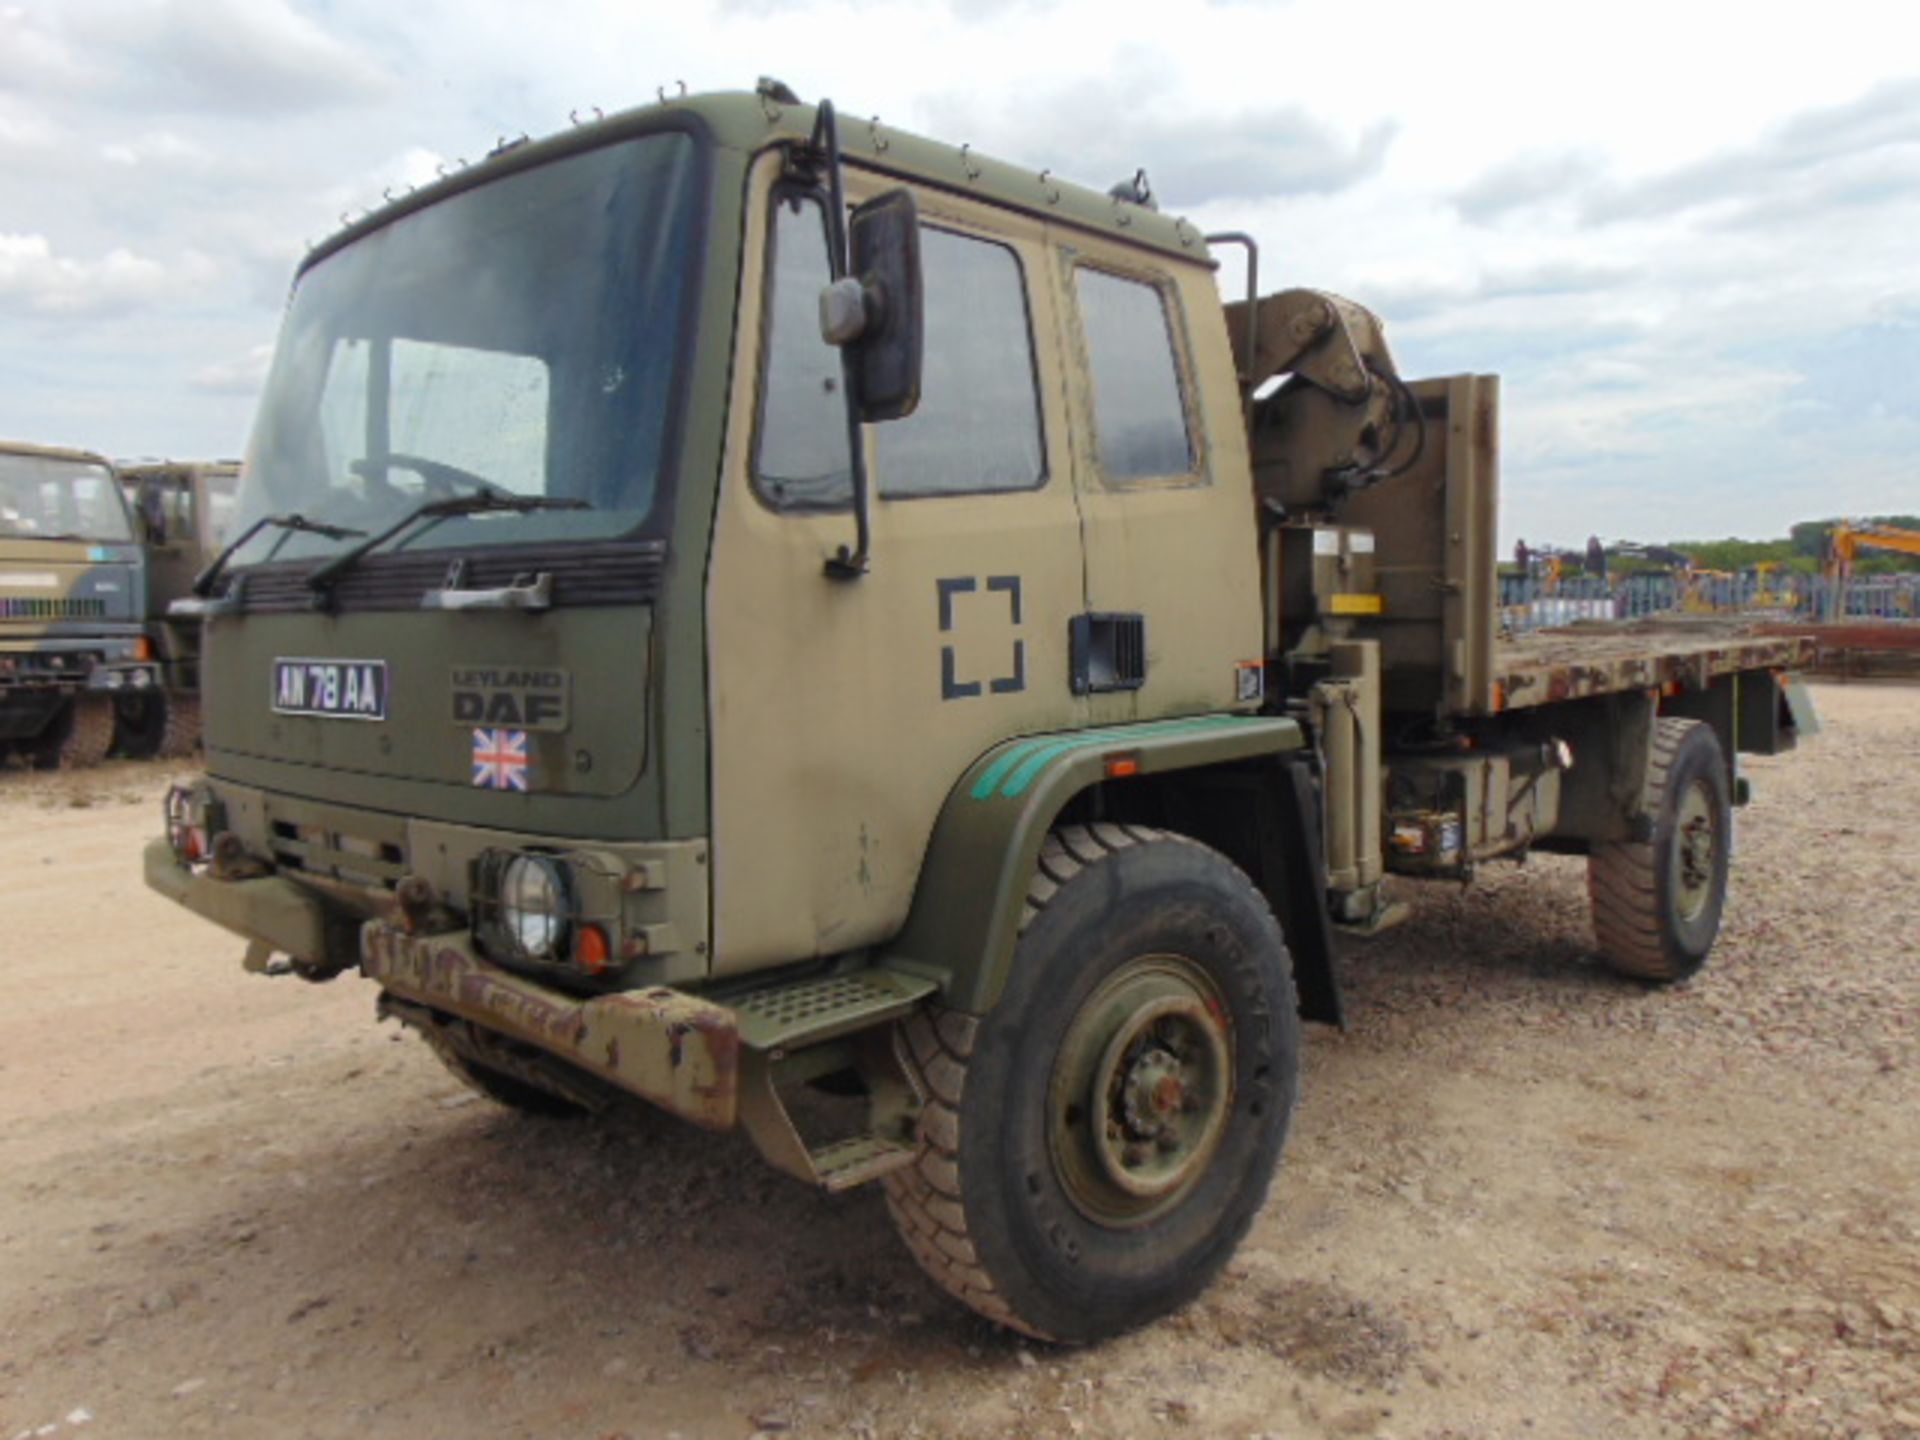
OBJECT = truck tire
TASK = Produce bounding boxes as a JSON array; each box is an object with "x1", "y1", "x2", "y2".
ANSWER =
[
  {"x1": 883, "y1": 823, "x2": 1300, "y2": 1342},
  {"x1": 439, "y1": 1053, "x2": 591, "y2": 1118},
  {"x1": 29, "y1": 695, "x2": 114, "y2": 770},
  {"x1": 413, "y1": 1022, "x2": 591, "y2": 1118},
  {"x1": 1588, "y1": 717, "x2": 1731, "y2": 983},
  {"x1": 113, "y1": 691, "x2": 201, "y2": 759}
]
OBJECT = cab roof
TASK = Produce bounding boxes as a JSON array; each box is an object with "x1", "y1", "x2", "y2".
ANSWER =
[
  {"x1": 307, "y1": 87, "x2": 1214, "y2": 275},
  {"x1": 0, "y1": 439, "x2": 115, "y2": 470}
]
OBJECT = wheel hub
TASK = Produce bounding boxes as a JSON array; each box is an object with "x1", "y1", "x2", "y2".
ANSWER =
[
  {"x1": 1119, "y1": 1046, "x2": 1187, "y2": 1138},
  {"x1": 1049, "y1": 957, "x2": 1234, "y2": 1227},
  {"x1": 1671, "y1": 779, "x2": 1719, "y2": 923}
]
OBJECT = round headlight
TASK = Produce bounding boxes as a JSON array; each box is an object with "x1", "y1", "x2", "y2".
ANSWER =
[{"x1": 499, "y1": 853, "x2": 568, "y2": 962}]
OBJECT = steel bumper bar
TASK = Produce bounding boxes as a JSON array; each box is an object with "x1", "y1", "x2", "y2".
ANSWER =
[
  {"x1": 359, "y1": 921, "x2": 740, "y2": 1129},
  {"x1": 143, "y1": 838, "x2": 331, "y2": 962}
]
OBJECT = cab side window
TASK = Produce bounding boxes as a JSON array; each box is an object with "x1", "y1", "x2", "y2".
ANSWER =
[
  {"x1": 756, "y1": 196, "x2": 850, "y2": 510},
  {"x1": 756, "y1": 196, "x2": 1045, "y2": 507},
  {"x1": 1074, "y1": 267, "x2": 1195, "y2": 483}
]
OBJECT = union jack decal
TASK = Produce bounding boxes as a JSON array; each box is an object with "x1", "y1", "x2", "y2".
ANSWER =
[{"x1": 471, "y1": 727, "x2": 530, "y2": 791}]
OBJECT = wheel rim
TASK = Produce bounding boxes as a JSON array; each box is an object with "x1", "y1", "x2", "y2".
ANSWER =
[
  {"x1": 1047, "y1": 954, "x2": 1234, "y2": 1228},
  {"x1": 1671, "y1": 778, "x2": 1719, "y2": 924}
]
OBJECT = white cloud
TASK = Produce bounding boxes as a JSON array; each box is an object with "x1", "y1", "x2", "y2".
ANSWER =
[
  {"x1": 0, "y1": 233, "x2": 216, "y2": 316},
  {"x1": 0, "y1": 0, "x2": 1912, "y2": 538},
  {"x1": 190, "y1": 342, "x2": 273, "y2": 395},
  {"x1": 18, "y1": 0, "x2": 389, "y2": 113},
  {"x1": 100, "y1": 130, "x2": 210, "y2": 167}
]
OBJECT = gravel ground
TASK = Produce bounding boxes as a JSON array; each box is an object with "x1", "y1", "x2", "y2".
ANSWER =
[{"x1": 0, "y1": 681, "x2": 1915, "y2": 1439}]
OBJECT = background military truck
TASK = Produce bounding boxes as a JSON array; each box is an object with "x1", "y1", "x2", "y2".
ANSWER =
[
  {"x1": 116, "y1": 459, "x2": 243, "y2": 757},
  {"x1": 147, "y1": 84, "x2": 1817, "y2": 1343},
  {"x1": 0, "y1": 440, "x2": 166, "y2": 768}
]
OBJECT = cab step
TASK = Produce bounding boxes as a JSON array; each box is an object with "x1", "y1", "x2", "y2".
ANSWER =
[
  {"x1": 809, "y1": 1133, "x2": 918, "y2": 1192},
  {"x1": 728, "y1": 965, "x2": 937, "y2": 1191},
  {"x1": 730, "y1": 967, "x2": 938, "y2": 1053}
]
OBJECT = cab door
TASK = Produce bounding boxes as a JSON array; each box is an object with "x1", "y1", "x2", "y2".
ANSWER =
[
  {"x1": 1048, "y1": 235, "x2": 1263, "y2": 723},
  {"x1": 137, "y1": 474, "x2": 198, "y2": 617},
  {"x1": 705, "y1": 155, "x2": 1087, "y2": 973}
]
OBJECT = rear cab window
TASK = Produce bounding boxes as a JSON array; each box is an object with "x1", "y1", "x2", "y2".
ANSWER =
[{"x1": 1072, "y1": 265, "x2": 1201, "y2": 487}]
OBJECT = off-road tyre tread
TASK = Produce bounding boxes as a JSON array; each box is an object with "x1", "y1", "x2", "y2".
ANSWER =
[
  {"x1": 158, "y1": 694, "x2": 202, "y2": 758},
  {"x1": 112, "y1": 691, "x2": 201, "y2": 760},
  {"x1": 414, "y1": 1020, "x2": 593, "y2": 1118},
  {"x1": 883, "y1": 821, "x2": 1223, "y2": 1340},
  {"x1": 35, "y1": 695, "x2": 115, "y2": 770},
  {"x1": 1588, "y1": 716, "x2": 1717, "y2": 982}
]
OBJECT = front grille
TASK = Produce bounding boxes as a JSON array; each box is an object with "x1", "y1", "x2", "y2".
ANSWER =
[
  {"x1": 0, "y1": 597, "x2": 107, "y2": 620},
  {"x1": 231, "y1": 540, "x2": 666, "y2": 614},
  {"x1": 269, "y1": 819, "x2": 405, "y2": 888}
]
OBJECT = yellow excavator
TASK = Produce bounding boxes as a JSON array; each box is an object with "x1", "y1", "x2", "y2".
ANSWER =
[{"x1": 1825, "y1": 522, "x2": 1920, "y2": 621}]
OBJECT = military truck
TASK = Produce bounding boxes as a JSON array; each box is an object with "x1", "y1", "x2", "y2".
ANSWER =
[
  {"x1": 116, "y1": 460, "x2": 242, "y2": 757},
  {"x1": 1, "y1": 440, "x2": 165, "y2": 768},
  {"x1": 146, "y1": 84, "x2": 1817, "y2": 1343}
]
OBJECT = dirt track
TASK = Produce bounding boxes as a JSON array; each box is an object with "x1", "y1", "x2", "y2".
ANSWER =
[{"x1": 2, "y1": 682, "x2": 1916, "y2": 1440}]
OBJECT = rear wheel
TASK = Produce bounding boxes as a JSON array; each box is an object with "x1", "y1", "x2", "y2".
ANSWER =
[
  {"x1": 1588, "y1": 717, "x2": 1731, "y2": 982},
  {"x1": 883, "y1": 823, "x2": 1300, "y2": 1342},
  {"x1": 29, "y1": 695, "x2": 114, "y2": 770}
]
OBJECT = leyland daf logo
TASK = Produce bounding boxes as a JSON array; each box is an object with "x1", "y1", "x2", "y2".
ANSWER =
[{"x1": 450, "y1": 666, "x2": 570, "y2": 732}]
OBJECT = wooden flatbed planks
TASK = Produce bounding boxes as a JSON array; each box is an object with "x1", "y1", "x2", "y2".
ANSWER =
[{"x1": 1491, "y1": 622, "x2": 1817, "y2": 711}]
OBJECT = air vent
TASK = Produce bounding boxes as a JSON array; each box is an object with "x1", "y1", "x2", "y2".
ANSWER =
[
  {"x1": 1070, "y1": 613, "x2": 1147, "y2": 694},
  {"x1": 0, "y1": 597, "x2": 107, "y2": 620}
]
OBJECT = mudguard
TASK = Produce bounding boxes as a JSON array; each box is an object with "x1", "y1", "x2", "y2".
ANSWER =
[{"x1": 884, "y1": 712, "x2": 1307, "y2": 1015}]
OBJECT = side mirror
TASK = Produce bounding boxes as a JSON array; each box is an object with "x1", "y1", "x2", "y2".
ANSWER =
[{"x1": 820, "y1": 187, "x2": 922, "y2": 424}]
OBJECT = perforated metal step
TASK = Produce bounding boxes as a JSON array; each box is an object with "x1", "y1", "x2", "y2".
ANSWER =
[
  {"x1": 810, "y1": 1133, "x2": 918, "y2": 1192},
  {"x1": 730, "y1": 968, "x2": 938, "y2": 1052}
]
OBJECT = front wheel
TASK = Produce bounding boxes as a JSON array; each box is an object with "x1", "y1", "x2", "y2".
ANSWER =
[
  {"x1": 883, "y1": 824, "x2": 1300, "y2": 1342},
  {"x1": 28, "y1": 695, "x2": 114, "y2": 770},
  {"x1": 112, "y1": 691, "x2": 201, "y2": 759}
]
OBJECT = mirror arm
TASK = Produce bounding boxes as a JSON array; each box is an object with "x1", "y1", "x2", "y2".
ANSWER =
[{"x1": 812, "y1": 99, "x2": 873, "y2": 581}]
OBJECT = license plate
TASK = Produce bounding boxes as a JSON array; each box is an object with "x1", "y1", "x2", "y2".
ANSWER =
[{"x1": 271, "y1": 657, "x2": 388, "y2": 721}]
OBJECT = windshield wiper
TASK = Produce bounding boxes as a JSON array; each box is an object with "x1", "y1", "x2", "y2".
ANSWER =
[
  {"x1": 192, "y1": 513, "x2": 367, "y2": 597},
  {"x1": 305, "y1": 491, "x2": 590, "y2": 598}
]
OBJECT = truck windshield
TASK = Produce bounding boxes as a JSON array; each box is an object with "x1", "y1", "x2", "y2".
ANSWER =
[
  {"x1": 229, "y1": 130, "x2": 702, "y2": 567},
  {"x1": 0, "y1": 453, "x2": 133, "y2": 543}
]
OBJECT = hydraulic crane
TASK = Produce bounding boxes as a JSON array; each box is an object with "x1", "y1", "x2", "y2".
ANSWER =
[{"x1": 1825, "y1": 522, "x2": 1920, "y2": 620}]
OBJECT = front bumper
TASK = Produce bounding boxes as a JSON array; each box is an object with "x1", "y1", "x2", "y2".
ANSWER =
[
  {"x1": 144, "y1": 838, "x2": 332, "y2": 961},
  {"x1": 360, "y1": 922, "x2": 739, "y2": 1128},
  {"x1": 144, "y1": 839, "x2": 742, "y2": 1130}
]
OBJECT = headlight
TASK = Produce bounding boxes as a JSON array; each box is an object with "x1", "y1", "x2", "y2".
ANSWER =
[{"x1": 498, "y1": 853, "x2": 569, "y2": 963}]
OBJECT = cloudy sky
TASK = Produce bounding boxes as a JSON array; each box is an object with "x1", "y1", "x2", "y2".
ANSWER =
[{"x1": 1, "y1": 0, "x2": 1915, "y2": 545}]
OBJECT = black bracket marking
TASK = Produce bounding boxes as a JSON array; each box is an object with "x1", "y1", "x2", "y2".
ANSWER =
[
  {"x1": 936, "y1": 575, "x2": 976, "y2": 632},
  {"x1": 986, "y1": 574, "x2": 1022, "y2": 624},
  {"x1": 937, "y1": 573, "x2": 1026, "y2": 700},
  {"x1": 941, "y1": 648, "x2": 983, "y2": 700}
]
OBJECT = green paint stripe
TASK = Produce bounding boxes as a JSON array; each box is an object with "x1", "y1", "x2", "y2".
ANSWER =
[
  {"x1": 1001, "y1": 735, "x2": 1098, "y2": 798},
  {"x1": 1003, "y1": 715, "x2": 1255, "y2": 798},
  {"x1": 971, "y1": 739, "x2": 1052, "y2": 801},
  {"x1": 971, "y1": 713, "x2": 1274, "y2": 802}
]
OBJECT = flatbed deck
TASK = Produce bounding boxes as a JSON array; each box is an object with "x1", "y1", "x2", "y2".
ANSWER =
[{"x1": 1491, "y1": 620, "x2": 1816, "y2": 711}]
